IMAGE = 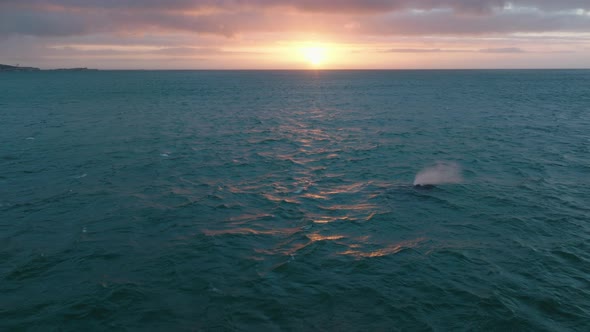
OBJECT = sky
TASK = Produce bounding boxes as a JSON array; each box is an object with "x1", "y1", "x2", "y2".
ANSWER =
[{"x1": 1, "y1": 0, "x2": 590, "y2": 69}]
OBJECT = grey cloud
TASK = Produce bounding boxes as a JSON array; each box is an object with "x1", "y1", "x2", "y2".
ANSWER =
[
  {"x1": 2, "y1": 1, "x2": 590, "y2": 13},
  {"x1": 0, "y1": 0, "x2": 590, "y2": 39},
  {"x1": 0, "y1": 9, "x2": 241, "y2": 37},
  {"x1": 360, "y1": 10, "x2": 590, "y2": 36}
]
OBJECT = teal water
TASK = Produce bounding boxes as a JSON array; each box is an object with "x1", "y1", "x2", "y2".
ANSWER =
[{"x1": 1, "y1": 70, "x2": 589, "y2": 331}]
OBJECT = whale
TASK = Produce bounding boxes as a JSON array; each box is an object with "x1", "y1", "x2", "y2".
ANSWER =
[{"x1": 413, "y1": 184, "x2": 436, "y2": 190}]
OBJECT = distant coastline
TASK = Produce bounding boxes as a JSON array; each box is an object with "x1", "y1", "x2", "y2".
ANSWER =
[{"x1": 0, "y1": 64, "x2": 97, "y2": 72}]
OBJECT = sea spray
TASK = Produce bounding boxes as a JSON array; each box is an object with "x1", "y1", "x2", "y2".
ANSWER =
[{"x1": 414, "y1": 162, "x2": 463, "y2": 186}]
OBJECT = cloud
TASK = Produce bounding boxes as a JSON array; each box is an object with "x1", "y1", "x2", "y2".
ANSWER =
[
  {"x1": 1, "y1": 1, "x2": 589, "y2": 68},
  {"x1": 382, "y1": 48, "x2": 468, "y2": 53},
  {"x1": 2, "y1": 1, "x2": 590, "y2": 14},
  {"x1": 479, "y1": 47, "x2": 525, "y2": 53},
  {"x1": 2, "y1": 3, "x2": 590, "y2": 38},
  {"x1": 382, "y1": 47, "x2": 528, "y2": 53},
  {"x1": 45, "y1": 46, "x2": 250, "y2": 57}
]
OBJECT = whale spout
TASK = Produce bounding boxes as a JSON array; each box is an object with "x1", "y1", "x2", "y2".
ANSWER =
[{"x1": 413, "y1": 162, "x2": 463, "y2": 187}]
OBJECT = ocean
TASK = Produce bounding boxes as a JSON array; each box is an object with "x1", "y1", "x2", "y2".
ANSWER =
[{"x1": 1, "y1": 70, "x2": 589, "y2": 331}]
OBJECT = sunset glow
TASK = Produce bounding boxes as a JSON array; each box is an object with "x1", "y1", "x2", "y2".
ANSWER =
[
  {"x1": 301, "y1": 46, "x2": 327, "y2": 67},
  {"x1": 1, "y1": 1, "x2": 589, "y2": 69}
]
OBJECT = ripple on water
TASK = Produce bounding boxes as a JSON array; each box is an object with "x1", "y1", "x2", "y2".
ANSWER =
[{"x1": 2, "y1": 70, "x2": 590, "y2": 330}]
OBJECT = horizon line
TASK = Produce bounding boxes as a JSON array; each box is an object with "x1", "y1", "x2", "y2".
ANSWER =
[{"x1": 9, "y1": 67, "x2": 590, "y2": 71}]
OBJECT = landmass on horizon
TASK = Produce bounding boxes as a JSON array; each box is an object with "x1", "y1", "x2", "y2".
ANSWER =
[{"x1": 0, "y1": 64, "x2": 97, "y2": 72}]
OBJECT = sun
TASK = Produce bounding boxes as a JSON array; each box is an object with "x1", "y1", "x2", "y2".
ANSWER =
[{"x1": 301, "y1": 46, "x2": 327, "y2": 67}]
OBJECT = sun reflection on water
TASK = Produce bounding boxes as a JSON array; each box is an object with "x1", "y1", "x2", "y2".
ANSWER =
[
  {"x1": 340, "y1": 238, "x2": 427, "y2": 258},
  {"x1": 196, "y1": 107, "x2": 408, "y2": 267}
]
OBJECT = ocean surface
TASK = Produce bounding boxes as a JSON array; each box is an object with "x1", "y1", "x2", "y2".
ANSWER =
[{"x1": 1, "y1": 70, "x2": 589, "y2": 331}]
